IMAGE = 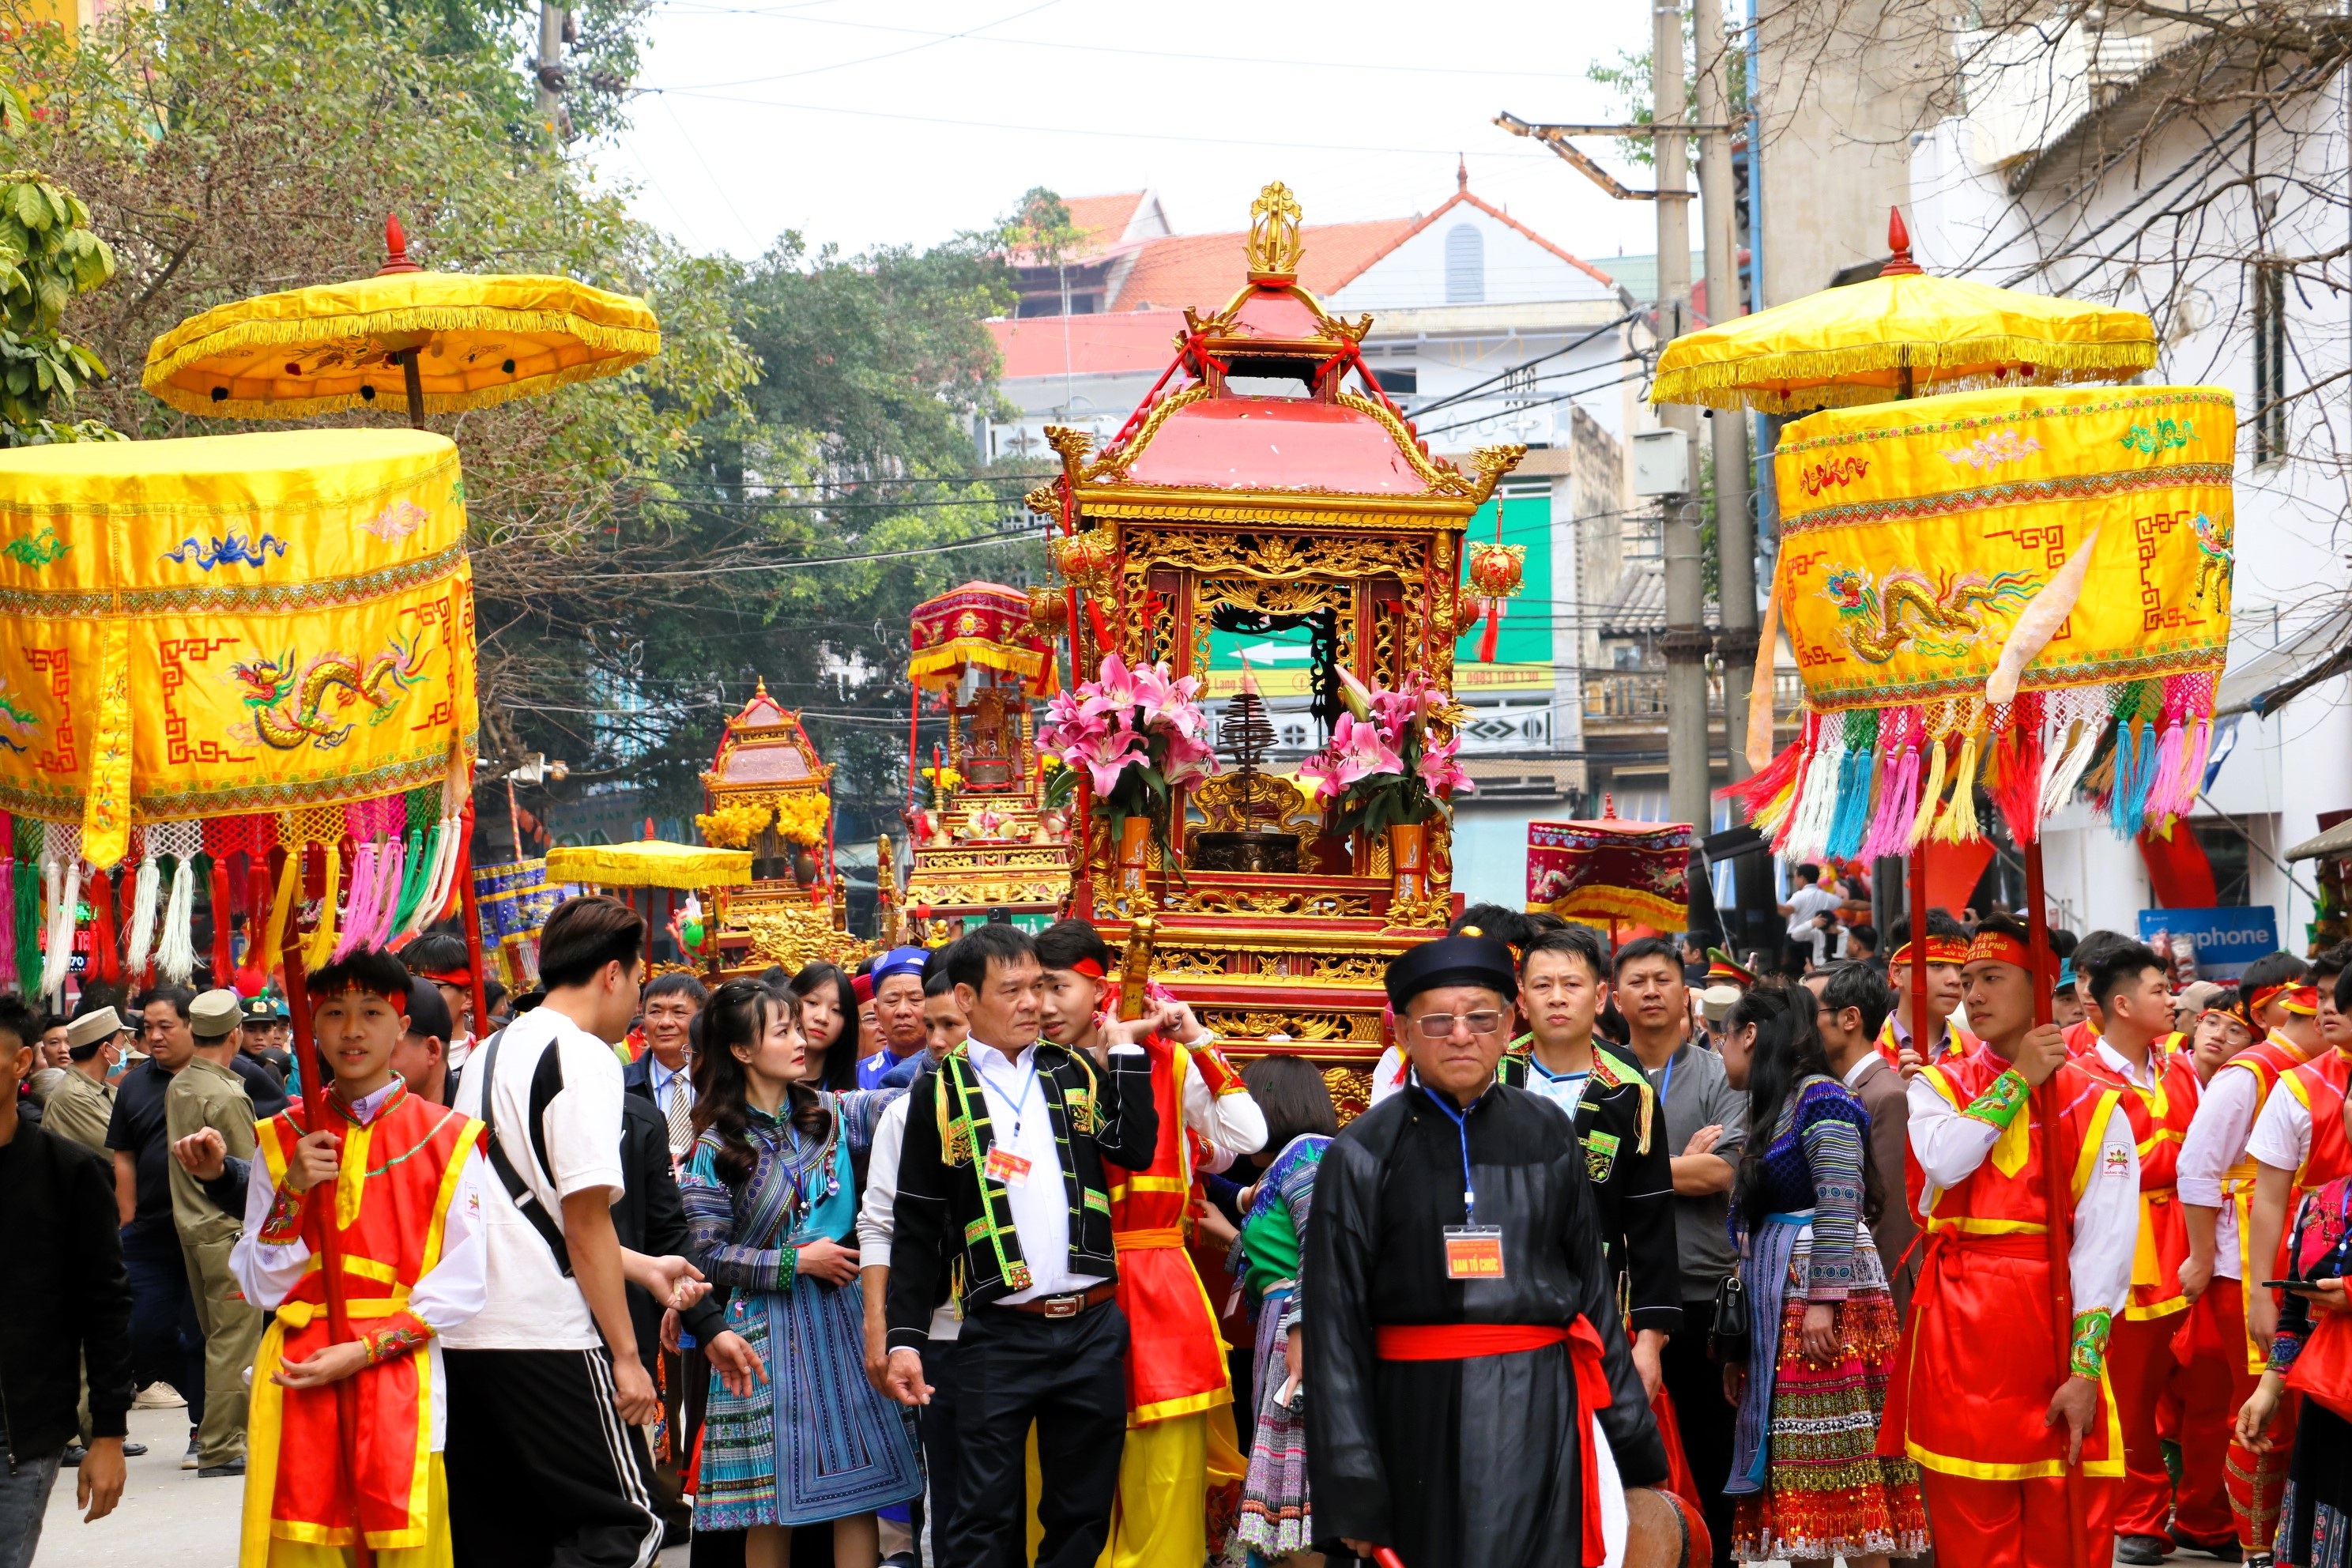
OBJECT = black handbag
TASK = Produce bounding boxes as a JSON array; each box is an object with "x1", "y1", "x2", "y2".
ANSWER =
[{"x1": 1708, "y1": 1268, "x2": 1750, "y2": 1364}]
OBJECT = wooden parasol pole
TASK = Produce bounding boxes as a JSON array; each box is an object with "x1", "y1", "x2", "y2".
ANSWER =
[
  {"x1": 274, "y1": 844, "x2": 371, "y2": 1566},
  {"x1": 2025, "y1": 838, "x2": 2090, "y2": 1568}
]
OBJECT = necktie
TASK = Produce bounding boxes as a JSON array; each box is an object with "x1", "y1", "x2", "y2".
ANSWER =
[{"x1": 665, "y1": 1073, "x2": 692, "y2": 1156}]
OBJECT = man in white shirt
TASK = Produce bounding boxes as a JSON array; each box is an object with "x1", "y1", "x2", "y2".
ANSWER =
[
  {"x1": 859, "y1": 958, "x2": 970, "y2": 1564},
  {"x1": 1776, "y1": 862, "x2": 1843, "y2": 976},
  {"x1": 444, "y1": 895, "x2": 679, "y2": 1568},
  {"x1": 879, "y1": 923, "x2": 1163, "y2": 1568}
]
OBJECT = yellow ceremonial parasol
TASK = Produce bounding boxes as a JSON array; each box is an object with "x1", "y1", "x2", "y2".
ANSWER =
[
  {"x1": 141, "y1": 215, "x2": 660, "y2": 426},
  {"x1": 1650, "y1": 209, "x2": 2158, "y2": 413},
  {"x1": 546, "y1": 839, "x2": 754, "y2": 888}
]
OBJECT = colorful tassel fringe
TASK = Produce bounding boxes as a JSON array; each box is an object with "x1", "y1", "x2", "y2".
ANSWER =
[{"x1": 1721, "y1": 670, "x2": 2220, "y2": 850}]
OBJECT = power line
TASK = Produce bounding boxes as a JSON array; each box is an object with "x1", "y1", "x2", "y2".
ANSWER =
[
  {"x1": 649, "y1": 6, "x2": 1598, "y2": 82},
  {"x1": 632, "y1": 88, "x2": 1558, "y2": 162},
  {"x1": 614, "y1": 526, "x2": 1046, "y2": 579}
]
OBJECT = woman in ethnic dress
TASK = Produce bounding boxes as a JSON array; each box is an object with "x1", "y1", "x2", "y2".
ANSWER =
[
  {"x1": 1228, "y1": 1055, "x2": 1339, "y2": 1566},
  {"x1": 680, "y1": 979, "x2": 919, "y2": 1568},
  {"x1": 2237, "y1": 1081, "x2": 2352, "y2": 1567},
  {"x1": 1720, "y1": 985, "x2": 1925, "y2": 1566},
  {"x1": 790, "y1": 962, "x2": 863, "y2": 1092}
]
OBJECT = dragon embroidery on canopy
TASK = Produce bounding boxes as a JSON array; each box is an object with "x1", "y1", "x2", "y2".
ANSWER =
[
  {"x1": 227, "y1": 635, "x2": 428, "y2": 750},
  {"x1": 1820, "y1": 564, "x2": 2040, "y2": 664},
  {"x1": 2192, "y1": 511, "x2": 2233, "y2": 612}
]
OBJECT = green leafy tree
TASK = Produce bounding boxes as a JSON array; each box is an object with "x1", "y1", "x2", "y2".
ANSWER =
[{"x1": 0, "y1": 164, "x2": 115, "y2": 443}]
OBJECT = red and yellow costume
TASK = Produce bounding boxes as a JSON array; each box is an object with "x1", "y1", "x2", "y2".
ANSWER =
[
  {"x1": 2076, "y1": 1042, "x2": 2206, "y2": 1544},
  {"x1": 1874, "y1": 934, "x2": 1975, "y2": 1070},
  {"x1": 1100, "y1": 1033, "x2": 1262, "y2": 1568},
  {"x1": 1889, "y1": 938, "x2": 2139, "y2": 1568},
  {"x1": 235, "y1": 1082, "x2": 487, "y2": 1568},
  {"x1": 2173, "y1": 1025, "x2": 2314, "y2": 1552}
]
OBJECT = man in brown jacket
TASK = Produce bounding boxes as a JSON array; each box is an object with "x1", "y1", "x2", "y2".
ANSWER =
[{"x1": 1804, "y1": 961, "x2": 1918, "y2": 1313}]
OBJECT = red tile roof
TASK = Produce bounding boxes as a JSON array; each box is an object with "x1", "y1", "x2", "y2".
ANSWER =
[
  {"x1": 1062, "y1": 192, "x2": 1152, "y2": 254},
  {"x1": 1110, "y1": 218, "x2": 1419, "y2": 312},
  {"x1": 987, "y1": 309, "x2": 1188, "y2": 381}
]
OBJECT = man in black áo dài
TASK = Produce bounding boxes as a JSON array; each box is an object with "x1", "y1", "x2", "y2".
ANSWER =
[{"x1": 1305, "y1": 932, "x2": 1668, "y2": 1567}]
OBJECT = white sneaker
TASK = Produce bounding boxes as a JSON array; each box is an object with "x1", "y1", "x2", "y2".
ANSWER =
[{"x1": 134, "y1": 1382, "x2": 187, "y2": 1410}]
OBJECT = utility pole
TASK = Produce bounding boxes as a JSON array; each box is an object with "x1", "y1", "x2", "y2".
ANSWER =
[
  {"x1": 1691, "y1": 0, "x2": 1762, "y2": 948},
  {"x1": 1653, "y1": 4, "x2": 1710, "y2": 847},
  {"x1": 537, "y1": 4, "x2": 568, "y2": 141}
]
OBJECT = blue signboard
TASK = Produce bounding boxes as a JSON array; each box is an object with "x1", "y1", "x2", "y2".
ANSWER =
[{"x1": 2137, "y1": 906, "x2": 2278, "y2": 978}]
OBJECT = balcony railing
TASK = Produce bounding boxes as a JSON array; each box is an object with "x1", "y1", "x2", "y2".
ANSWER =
[{"x1": 1580, "y1": 669, "x2": 1807, "y2": 722}]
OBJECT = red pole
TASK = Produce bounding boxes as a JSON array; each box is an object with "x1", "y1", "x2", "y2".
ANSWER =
[
  {"x1": 456, "y1": 796, "x2": 492, "y2": 1044},
  {"x1": 275, "y1": 844, "x2": 369, "y2": 1566},
  {"x1": 2024, "y1": 838, "x2": 2089, "y2": 1568},
  {"x1": 1909, "y1": 843, "x2": 1931, "y2": 1057}
]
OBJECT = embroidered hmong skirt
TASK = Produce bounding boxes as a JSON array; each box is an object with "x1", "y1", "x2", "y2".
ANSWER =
[
  {"x1": 2278, "y1": 1396, "x2": 2352, "y2": 1568},
  {"x1": 695, "y1": 1276, "x2": 922, "y2": 1530},
  {"x1": 1730, "y1": 1231, "x2": 1928, "y2": 1563},
  {"x1": 1236, "y1": 1287, "x2": 1310, "y2": 1560}
]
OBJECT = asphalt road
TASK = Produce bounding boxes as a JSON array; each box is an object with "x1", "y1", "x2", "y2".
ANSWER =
[
  {"x1": 33, "y1": 1404, "x2": 692, "y2": 1567},
  {"x1": 35, "y1": 1405, "x2": 2196, "y2": 1566}
]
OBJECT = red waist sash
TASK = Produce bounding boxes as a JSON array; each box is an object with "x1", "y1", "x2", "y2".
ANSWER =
[{"x1": 1375, "y1": 1317, "x2": 1612, "y2": 1562}]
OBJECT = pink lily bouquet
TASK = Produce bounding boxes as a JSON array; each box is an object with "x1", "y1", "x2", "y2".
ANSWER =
[
  {"x1": 1298, "y1": 671, "x2": 1472, "y2": 839},
  {"x1": 1037, "y1": 653, "x2": 1219, "y2": 847}
]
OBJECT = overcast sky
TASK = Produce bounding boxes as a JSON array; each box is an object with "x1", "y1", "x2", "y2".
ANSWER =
[{"x1": 600, "y1": 0, "x2": 1670, "y2": 271}]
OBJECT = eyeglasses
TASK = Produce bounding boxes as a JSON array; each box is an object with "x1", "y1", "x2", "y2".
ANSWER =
[{"x1": 1412, "y1": 1009, "x2": 1505, "y2": 1040}]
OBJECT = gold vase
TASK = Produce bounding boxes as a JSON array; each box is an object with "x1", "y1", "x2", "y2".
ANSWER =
[
  {"x1": 1116, "y1": 816, "x2": 1152, "y2": 901},
  {"x1": 1389, "y1": 820, "x2": 1430, "y2": 904}
]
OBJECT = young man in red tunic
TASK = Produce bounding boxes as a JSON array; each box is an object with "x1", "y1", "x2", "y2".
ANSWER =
[
  {"x1": 1033, "y1": 920, "x2": 1266, "y2": 1568},
  {"x1": 227, "y1": 946, "x2": 492, "y2": 1568},
  {"x1": 1876, "y1": 911, "x2": 1976, "y2": 1070},
  {"x1": 2242, "y1": 954, "x2": 2352, "y2": 1376},
  {"x1": 1889, "y1": 915, "x2": 2138, "y2": 1568},
  {"x1": 2072, "y1": 940, "x2": 2203, "y2": 1566},
  {"x1": 2178, "y1": 951, "x2": 2324, "y2": 1559}
]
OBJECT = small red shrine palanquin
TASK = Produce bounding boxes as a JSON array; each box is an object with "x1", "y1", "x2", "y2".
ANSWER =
[
  {"x1": 899, "y1": 581, "x2": 1074, "y2": 936},
  {"x1": 1032, "y1": 181, "x2": 1524, "y2": 1108},
  {"x1": 1524, "y1": 816, "x2": 1694, "y2": 933},
  {"x1": 241, "y1": 1086, "x2": 485, "y2": 1566}
]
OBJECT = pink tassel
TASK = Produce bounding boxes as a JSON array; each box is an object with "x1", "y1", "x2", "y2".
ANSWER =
[
  {"x1": 2147, "y1": 722, "x2": 2187, "y2": 824},
  {"x1": 2181, "y1": 715, "x2": 2214, "y2": 806},
  {"x1": 331, "y1": 842, "x2": 380, "y2": 962}
]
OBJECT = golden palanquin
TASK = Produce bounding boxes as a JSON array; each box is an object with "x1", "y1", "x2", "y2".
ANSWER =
[
  {"x1": 698, "y1": 682, "x2": 865, "y2": 974},
  {"x1": 899, "y1": 581, "x2": 1074, "y2": 933},
  {"x1": 1035, "y1": 182, "x2": 1523, "y2": 1105}
]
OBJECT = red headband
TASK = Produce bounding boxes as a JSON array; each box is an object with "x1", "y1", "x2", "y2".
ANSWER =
[
  {"x1": 1069, "y1": 957, "x2": 1107, "y2": 980},
  {"x1": 2252, "y1": 982, "x2": 2319, "y2": 1017},
  {"x1": 414, "y1": 967, "x2": 473, "y2": 988},
  {"x1": 1889, "y1": 937, "x2": 1970, "y2": 968},
  {"x1": 1966, "y1": 930, "x2": 2034, "y2": 971}
]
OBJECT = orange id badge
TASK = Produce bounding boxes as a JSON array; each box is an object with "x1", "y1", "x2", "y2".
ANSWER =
[
  {"x1": 984, "y1": 1146, "x2": 1033, "y2": 1188},
  {"x1": 1442, "y1": 1225, "x2": 1506, "y2": 1280}
]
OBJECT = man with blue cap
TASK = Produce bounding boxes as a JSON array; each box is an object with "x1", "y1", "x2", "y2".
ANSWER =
[
  {"x1": 858, "y1": 947, "x2": 934, "y2": 1089},
  {"x1": 1305, "y1": 930, "x2": 1668, "y2": 1566}
]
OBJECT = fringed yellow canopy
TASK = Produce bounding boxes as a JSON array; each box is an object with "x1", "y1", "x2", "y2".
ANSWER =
[
  {"x1": 0, "y1": 428, "x2": 477, "y2": 868},
  {"x1": 1650, "y1": 213, "x2": 2156, "y2": 414},
  {"x1": 545, "y1": 840, "x2": 754, "y2": 889},
  {"x1": 143, "y1": 239, "x2": 659, "y2": 420}
]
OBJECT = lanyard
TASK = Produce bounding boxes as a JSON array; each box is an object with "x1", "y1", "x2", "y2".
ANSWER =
[
  {"x1": 973, "y1": 1049, "x2": 1040, "y2": 1136},
  {"x1": 1420, "y1": 1084, "x2": 1482, "y2": 1216},
  {"x1": 1651, "y1": 1046, "x2": 1678, "y2": 1106}
]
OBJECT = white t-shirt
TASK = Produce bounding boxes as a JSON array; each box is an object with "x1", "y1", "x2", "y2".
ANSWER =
[
  {"x1": 1784, "y1": 884, "x2": 1841, "y2": 939},
  {"x1": 858, "y1": 1093, "x2": 961, "y2": 1342},
  {"x1": 444, "y1": 1006, "x2": 628, "y2": 1351}
]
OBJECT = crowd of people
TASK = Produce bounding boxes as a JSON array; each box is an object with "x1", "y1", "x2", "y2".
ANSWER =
[{"x1": 9, "y1": 880, "x2": 2352, "y2": 1568}]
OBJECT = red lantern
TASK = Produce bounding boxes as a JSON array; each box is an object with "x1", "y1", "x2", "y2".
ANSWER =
[{"x1": 1463, "y1": 540, "x2": 1527, "y2": 663}]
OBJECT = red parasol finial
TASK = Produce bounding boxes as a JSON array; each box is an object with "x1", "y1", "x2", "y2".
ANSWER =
[
  {"x1": 379, "y1": 213, "x2": 421, "y2": 277},
  {"x1": 1881, "y1": 205, "x2": 1923, "y2": 277}
]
